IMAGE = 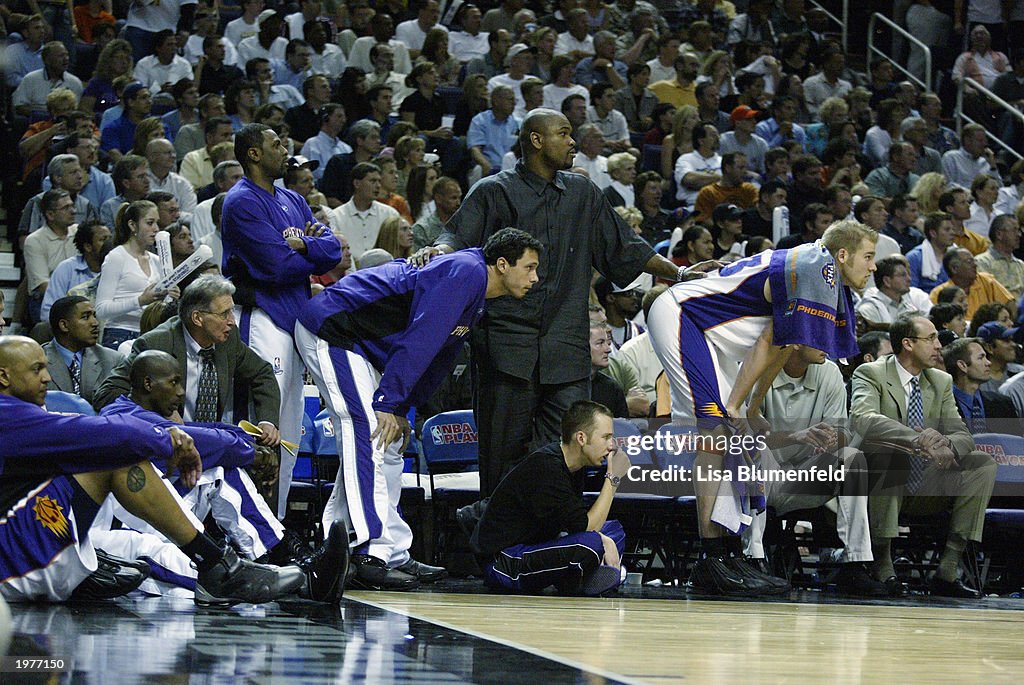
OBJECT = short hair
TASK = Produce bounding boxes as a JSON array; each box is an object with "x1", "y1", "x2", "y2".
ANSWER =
[
  {"x1": 759, "y1": 179, "x2": 787, "y2": 198},
  {"x1": 734, "y1": 71, "x2": 763, "y2": 92},
  {"x1": 152, "y1": 28, "x2": 175, "y2": 48},
  {"x1": 73, "y1": 219, "x2": 106, "y2": 253},
  {"x1": 145, "y1": 190, "x2": 175, "y2": 206},
  {"x1": 302, "y1": 73, "x2": 328, "y2": 98},
  {"x1": 695, "y1": 81, "x2": 716, "y2": 101},
  {"x1": 936, "y1": 284, "x2": 965, "y2": 304},
  {"x1": 351, "y1": 161, "x2": 382, "y2": 182},
  {"x1": 923, "y1": 211, "x2": 953, "y2": 239},
  {"x1": 48, "y1": 295, "x2": 90, "y2": 335},
  {"x1": 560, "y1": 93, "x2": 586, "y2": 114},
  {"x1": 212, "y1": 192, "x2": 227, "y2": 227},
  {"x1": 938, "y1": 188, "x2": 967, "y2": 212},
  {"x1": 112, "y1": 154, "x2": 148, "y2": 189},
  {"x1": 198, "y1": 93, "x2": 224, "y2": 117},
  {"x1": 482, "y1": 227, "x2": 543, "y2": 266},
  {"x1": 627, "y1": 62, "x2": 650, "y2": 80},
  {"x1": 286, "y1": 38, "x2": 311, "y2": 58},
  {"x1": 40, "y1": 189, "x2": 70, "y2": 216},
  {"x1": 634, "y1": 170, "x2": 662, "y2": 196},
  {"x1": 764, "y1": 147, "x2": 790, "y2": 168},
  {"x1": 591, "y1": 82, "x2": 615, "y2": 101},
  {"x1": 792, "y1": 154, "x2": 823, "y2": 176},
  {"x1": 606, "y1": 152, "x2": 635, "y2": 176},
  {"x1": 858, "y1": 330, "x2": 890, "y2": 360},
  {"x1": 890, "y1": 313, "x2": 927, "y2": 354},
  {"x1": 490, "y1": 84, "x2": 515, "y2": 104},
  {"x1": 244, "y1": 57, "x2": 271, "y2": 80},
  {"x1": 212, "y1": 160, "x2": 242, "y2": 184},
  {"x1": 431, "y1": 176, "x2": 460, "y2": 198},
  {"x1": 942, "y1": 247, "x2": 971, "y2": 275},
  {"x1": 853, "y1": 196, "x2": 884, "y2": 222},
  {"x1": 801, "y1": 202, "x2": 831, "y2": 229},
  {"x1": 179, "y1": 275, "x2": 236, "y2": 322},
  {"x1": 347, "y1": 119, "x2": 381, "y2": 147},
  {"x1": 365, "y1": 84, "x2": 392, "y2": 104},
  {"x1": 577, "y1": 122, "x2": 602, "y2": 140},
  {"x1": 721, "y1": 151, "x2": 745, "y2": 170},
  {"x1": 234, "y1": 123, "x2": 272, "y2": 172},
  {"x1": 560, "y1": 400, "x2": 613, "y2": 444},
  {"x1": 942, "y1": 336, "x2": 981, "y2": 377},
  {"x1": 691, "y1": 122, "x2": 715, "y2": 149},
  {"x1": 990, "y1": 213, "x2": 1018, "y2": 242},
  {"x1": 47, "y1": 153, "x2": 79, "y2": 180},
  {"x1": 821, "y1": 219, "x2": 877, "y2": 256},
  {"x1": 931, "y1": 303, "x2": 966, "y2": 332},
  {"x1": 284, "y1": 164, "x2": 312, "y2": 187},
  {"x1": 890, "y1": 193, "x2": 917, "y2": 214},
  {"x1": 875, "y1": 254, "x2": 910, "y2": 283}
]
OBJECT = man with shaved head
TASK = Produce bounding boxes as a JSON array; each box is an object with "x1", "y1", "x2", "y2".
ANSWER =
[
  {"x1": 0, "y1": 336, "x2": 304, "y2": 605},
  {"x1": 412, "y1": 107, "x2": 710, "y2": 496}
]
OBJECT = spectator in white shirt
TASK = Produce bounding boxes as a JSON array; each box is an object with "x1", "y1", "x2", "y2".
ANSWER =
[
  {"x1": 12, "y1": 42, "x2": 83, "y2": 117},
  {"x1": 133, "y1": 30, "x2": 193, "y2": 96},
  {"x1": 554, "y1": 9, "x2": 594, "y2": 59},
  {"x1": 543, "y1": 54, "x2": 589, "y2": 111},
  {"x1": 674, "y1": 123, "x2": 722, "y2": 206},
  {"x1": 145, "y1": 138, "x2": 197, "y2": 218},
  {"x1": 330, "y1": 162, "x2": 400, "y2": 259},
  {"x1": 238, "y1": 10, "x2": 289, "y2": 65},
  {"x1": 396, "y1": 0, "x2": 447, "y2": 58},
  {"x1": 802, "y1": 49, "x2": 852, "y2": 119},
  {"x1": 305, "y1": 19, "x2": 347, "y2": 76},
  {"x1": 572, "y1": 123, "x2": 611, "y2": 189},
  {"x1": 449, "y1": 4, "x2": 490, "y2": 63},
  {"x1": 285, "y1": 0, "x2": 322, "y2": 40},
  {"x1": 225, "y1": 0, "x2": 265, "y2": 47},
  {"x1": 488, "y1": 43, "x2": 537, "y2": 116},
  {"x1": 646, "y1": 34, "x2": 681, "y2": 85},
  {"x1": 348, "y1": 13, "x2": 414, "y2": 75}
]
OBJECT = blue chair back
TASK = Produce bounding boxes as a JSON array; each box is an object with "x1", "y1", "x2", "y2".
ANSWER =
[
  {"x1": 974, "y1": 433, "x2": 1024, "y2": 484},
  {"x1": 299, "y1": 411, "x2": 315, "y2": 455},
  {"x1": 641, "y1": 144, "x2": 662, "y2": 173},
  {"x1": 652, "y1": 423, "x2": 698, "y2": 470},
  {"x1": 614, "y1": 418, "x2": 653, "y2": 466},
  {"x1": 45, "y1": 391, "x2": 95, "y2": 415},
  {"x1": 304, "y1": 393, "x2": 321, "y2": 424},
  {"x1": 437, "y1": 85, "x2": 462, "y2": 115},
  {"x1": 421, "y1": 410, "x2": 478, "y2": 470},
  {"x1": 313, "y1": 408, "x2": 339, "y2": 456},
  {"x1": 653, "y1": 238, "x2": 671, "y2": 257}
]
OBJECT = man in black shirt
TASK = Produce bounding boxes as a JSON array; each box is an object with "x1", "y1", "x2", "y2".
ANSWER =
[
  {"x1": 589, "y1": 323, "x2": 629, "y2": 418},
  {"x1": 472, "y1": 401, "x2": 631, "y2": 595}
]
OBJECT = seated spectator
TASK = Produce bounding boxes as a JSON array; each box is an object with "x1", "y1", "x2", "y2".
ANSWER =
[
  {"x1": 449, "y1": 5, "x2": 490, "y2": 63},
  {"x1": 708, "y1": 203, "x2": 748, "y2": 261},
  {"x1": 670, "y1": 224, "x2": 715, "y2": 269},
  {"x1": 348, "y1": 13, "x2": 414, "y2": 75},
  {"x1": 175, "y1": 94, "x2": 226, "y2": 162},
  {"x1": 976, "y1": 321, "x2": 1024, "y2": 394},
  {"x1": 454, "y1": 74, "x2": 492, "y2": 136},
  {"x1": 146, "y1": 139, "x2": 197, "y2": 218},
  {"x1": 928, "y1": 247, "x2": 1015, "y2": 319},
  {"x1": 399, "y1": 63, "x2": 460, "y2": 171},
  {"x1": 392, "y1": 133, "x2": 425, "y2": 198},
  {"x1": 975, "y1": 214, "x2": 1024, "y2": 300},
  {"x1": 301, "y1": 19, "x2": 345, "y2": 77},
  {"x1": 412, "y1": 176, "x2": 461, "y2": 250},
  {"x1": 587, "y1": 83, "x2": 632, "y2": 154},
  {"x1": 938, "y1": 284, "x2": 970, "y2": 309},
  {"x1": 297, "y1": 105, "x2": 351, "y2": 186},
  {"x1": 727, "y1": 0, "x2": 777, "y2": 46},
  {"x1": 330, "y1": 162, "x2": 401, "y2": 260},
  {"x1": 165, "y1": 222, "x2": 194, "y2": 268},
  {"x1": 762, "y1": 146, "x2": 792, "y2": 186},
  {"x1": 238, "y1": 10, "x2": 288, "y2": 65},
  {"x1": 617, "y1": 63, "x2": 659, "y2": 133},
  {"x1": 650, "y1": 52, "x2": 700, "y2": 108},
  {"x1": 881, "y1": 194, "x2": 925, "y2": 255},
  {"x1": 589, "y1": 323, "x2": 629, "y2": 418},
  {"x1": 160, "y1": 79, "x2": 200, "y2": 144},
  {"x1": 192, "y1": 162, "x2": 243, "y2": 243},
  {"x1": 146, "y1": 191, "x2": 182, "y2": 230},
  {"x1": 719, "y1": 105, "x2": 769, "y2": 175},
  {"x1": 742, "y1": 179, "x2": 788, "y2": 239},
  {"x1": 634, "y1": 171, "x2": 673, "y2": 243},
  {"x1": 942, "y1": 123, "x2": 1001, "y2": 190},
  {"x1": 544, "y1": 54, "x2": 590, "y2": 111},
  {"x1": 857, "y1": 254, "x2": 934, "y2": 331},
  {"x1": 41, "y1": 220, "x2": 112, "y2": 322},
  {"x1": 466, "y1": 28, "x2": 512, "y2": 80},
  {"x1": 468, "y1": 85, "x2": 521, "y2": 179},
  {"x1": 786, "y1": 154, "x2": 826, "y2": 228},
  {"x1": 865, "y1": 142, "x2": 921, "y2": 201},
  {"x1": 755, "y1": 95, "x2": 805, "y2": 149},
  {"x1": 603, "y1": 153, "x2": 638, "y2": 209},
  {"x1": 246, "y1": 58, "x2": 304, "y2": 111},
  {"x1": 694, "y1": 151, "x2": 758, "y2": 222},
  {"x1": 803, "y1": 48, "x2": 852, "y2": 119},
  {"x1": 282, "y1": 156, "x2": 323, "y2": 206},
  {"x1": 930, "y1": 302, "x2": 967, "y2": 341},
  {"x1": 825, "y1": 183, "x2": 854, "y2": 222},
  {"x1": 561, "y1": 92, "x2": 589, "y2": 137},
  {"x1": 674, "y1": 123, "x2": 722, "y2": 207},
  {"x1": 225, "y1": 0, "x2": 264, "y2": 47},
  {"x1": 133, "y1": 30, "x2": 191, "y2": 97},
  {"x1": 375, "y1": 155, "x2": 414, "y2": 224},
  {"x1": 24, "y1": 189, "x2": 82, "y2": 324},
  {"x1": 939, "y1": 187, "x2": 991, "y2": 256},
  {"x1": 964, "y1": 174, "x2": 1003, "y2": 238},
  {"x1": 372, "y1": 216, "x2": 414, "y2": 259},
  {"x1": 952, "y1": 24, "x2": 1010, "y2": 92},
  {"x1": 419, "y1": 27, "x2": 461, "y2": 86},
  {"x1": 44, "y1": 295, "x2": 124, "y2": 404},
  {"x1": 12, "y1": 41, "x2": 82, "y2": 117},
  {"x1": 900, "y1": 115, "x2": 943, "y2": 177},
  {"x1": 574, "y1": 31, "x2": 627, "y2": 90},
  {"x1": 274, "y1": 39, "x2": 315, "y2": 93},
  {"x1": 20, "y1": 154, "x2": 99, "y2": 238},
  {"x1": 695, "y1": 76, "x2": 731, "y2": 133},
  {"x1": 777, "y1": 202, "x2": 832, "y2": 250},
  {"x1": 944, "y1": 337, "x2": 1020, "y2": 432},
  {"x1": 996, "y1": 160, "x2": 1024, "y2": 215},
  {"x1": 180, "y1": 117, "x2": 235, "y2": 191},
  {"x1": 555, "y1": 8, "x2": 596, "y2": 59},
  {"x1": 194, "y1": 35, "x2": 245, "y2": 97},
  {"x1": 3, "y1": 13, "x2": 45, "y2": 88},
  {"x1": 80, "y1": 39, "x2": 134, "y2": 115},
  {"x1": 101, "y1": 155, "x2": 152, "y2": 229},
  {"x1": 95, "y1": 200, "x2": 180, "y2": 349},
  {"x1": 361, "y1": 85, "x2": 400, "y2": 146},
  {"x1": 18, "y1": 88, "x2": 79, "y2": 184},
  {"x1": 101, "y1": 82, "x2": 154, "y2": 163},
  {"x1": 853, "y1": 196, "x2": 903, "y2": 267},
  {"x1": 406, "y1": 164, "x2": 439, "y2": 224},
  {"x1": 573, "y1": 123, "x2": 612, "y2": 189},
  {"x1": 396, "y1": 0, "x2": 447, "y2": 59},
  {"x1": 365, "y1": 43, "x2": 412, "y2": 110},
  {"x1": 593, "y1": 275, "x2": 646, "y2": 351},
  {"x1": 470, "y1": 401, "x2": 629, "y2": 596},
  {"x1": 285, "y1": 75, "x2": 333, "y2": 146}
]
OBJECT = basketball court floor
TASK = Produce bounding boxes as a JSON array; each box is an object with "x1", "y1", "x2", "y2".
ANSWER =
[{"x1": 7, "y1": 582, "x2": 1023, "y2": 684}]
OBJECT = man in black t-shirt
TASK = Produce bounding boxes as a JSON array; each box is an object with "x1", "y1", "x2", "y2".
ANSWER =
[{"x1": 471, "y1": 401, "x2": 631, "y2": 595}]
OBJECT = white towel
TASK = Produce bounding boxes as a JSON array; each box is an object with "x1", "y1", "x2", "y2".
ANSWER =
[{"x1": 921, "y1": 241, "x2": 943, "y2": 282}]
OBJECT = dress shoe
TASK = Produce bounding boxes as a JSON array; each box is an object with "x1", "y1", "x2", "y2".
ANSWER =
[
  {"x1": 929, "y1": 576, "x2": 982, "y2": 599},
  {"x1": 348, "y1": 554, "x2": 420, "y2": 590},
  {"x1": 882, "y1": 575, "x2": 909, "y2": 598},
  {"x1": 71, "y1": 552, "x2": 150, "y2": 600},
  {"x1": 296, "y1": 522, "x2": 349, "y2": 603},
  {"x1": 688, "y1": 555, "x2": 774, "y2": 597},
  {"x1": 195, "y1": 547, "x2": 306, "y2": 607},
  {"x1": 834, "y1": 563, "x2": 888, "y2": 598},
  {"x1": 394, "y1": 558, "x2": 448, "y2": 583}
]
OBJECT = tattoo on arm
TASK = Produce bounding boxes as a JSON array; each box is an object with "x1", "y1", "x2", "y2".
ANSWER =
[{"x1": 126, "y1": 465, "x2": 147, "y2": 493}]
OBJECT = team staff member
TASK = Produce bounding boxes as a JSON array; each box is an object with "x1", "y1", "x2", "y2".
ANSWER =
[
  {"x1": 0, "y1": 336, "x2": 303, "y2": 605},
  {"x1": 221, "y1": 124, "x2": 341, "y2": 517},
  {"x1": 413, "y1": 107, "x2": 710, "y2": 497},
  {"x1": 295, "y1": 228, "x2": 542, "y2": 590},
  {"x1": 472, "y1": 401, "x2": 631, "y2": 595}
]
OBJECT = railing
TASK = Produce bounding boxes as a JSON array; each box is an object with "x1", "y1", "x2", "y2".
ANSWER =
[
  {"x1": 956, "y1": 79, "x2": 1024, "y2": 164},
  {"x1": 866, "y1": 13, "x2": 932, "y2": 93},
  {"x1": 808, "y1": 0, "x2": 849, "y2": 53}
]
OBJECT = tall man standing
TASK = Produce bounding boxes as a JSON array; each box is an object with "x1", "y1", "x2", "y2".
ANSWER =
[
  {"x1": 413, "y1": 107, "x2": 700, "y2": 496},
  {"x1": 221, "y1": 124, "x2": 341, "y2": 517}
]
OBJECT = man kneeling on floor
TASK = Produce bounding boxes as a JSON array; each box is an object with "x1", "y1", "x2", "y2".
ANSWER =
[{"x1": 470, "y1": 401, "x2": 630, "y2": 595}]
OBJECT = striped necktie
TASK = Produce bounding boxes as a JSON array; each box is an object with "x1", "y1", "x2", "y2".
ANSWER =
[
  {"x1": 69, "y1": 357, "x2": 81, "y2": 395},
  {"x1": 906, "y1": 376, "x2": 926, "y2": 493}
]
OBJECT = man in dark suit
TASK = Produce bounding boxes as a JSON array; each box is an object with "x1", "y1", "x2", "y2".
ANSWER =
[
  {"x1": 44, "y1": 296, "x2": 125, "y2": 406},
  {"x1": 94, "y1": 275, "x2": 282, "y2": 455},
  {"x1": 851, "y1": 313, "x2": 997, "y2": 598}
]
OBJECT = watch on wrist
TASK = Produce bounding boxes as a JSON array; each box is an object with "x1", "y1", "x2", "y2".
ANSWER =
[
  {"x1": 676, "y1": 264, "x2": 689, "y2": 282},
  {"x1": 606, "y1": 472, "x2": 621, "y2": 487}
]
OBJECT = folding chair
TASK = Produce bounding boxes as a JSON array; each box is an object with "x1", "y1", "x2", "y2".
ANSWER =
[
  {"x1": 420, "y1": 410, "x2": 480, "y2": 564},
  {"x1": 640, "y1": 144, "x2": 662, "y2": 173},
  {"x1": 44, "y1": 390, "x2": 95, "y2": 415}
]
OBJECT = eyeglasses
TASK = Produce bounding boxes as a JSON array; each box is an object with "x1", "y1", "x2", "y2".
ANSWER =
[
  {"x1": 199, "y1": 309, "x2": 234, "y2": 322},
  {"x1": 907, "y1": 334, "x2": 939, "y2": 343}
]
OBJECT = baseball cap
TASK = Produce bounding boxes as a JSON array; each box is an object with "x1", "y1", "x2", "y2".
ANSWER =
[
  {"x1": 287, "y1": 155, "x2": 320, "y2": 172},
  {"x1": 257, "y1": 9, "x2": 279, "y2": 25},
  {"x1": 730, "y1": 105, "x2": 761, "y2": 123},
  {"x1": 594, "y1": 274, "x2": 647, "y2": 302},
  {"x1": 506, "y1": 43, "x2": 537, "y2": 65},
  {"x1": 713, "y1": 203, "x2": 745, "y2": 223},
  {"x1": 976, "y1": 322, "x2": 1023, "y2": 344},
  {"x1": 122, "y1": 82, "x2": 147, "y2": 101}
]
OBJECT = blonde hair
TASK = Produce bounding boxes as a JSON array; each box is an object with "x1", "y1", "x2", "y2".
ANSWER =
[
  {"x1": 95, "y1": 39, "x2": 133, "y2": 80},
  {"x1": 394, "y1": 135, "x2": 425, "y2": 170},
  {"x1": 818, "y1": 96, "x2": 849, "y2": 123},
  {"x1": 607, "y1": 152, "x2": 636, "y2": 178},
  {"x1": 614, "y1": 205, "x2": 643, "y2": 232},
  {"x1": 46, "y1": 88, "x2": 78, "y2": 114},
  {"x1": 373, "y1": 216, "x2": 413, "y2": 258},
  {"x1": 671, "y1": 105, "x2": 699, "y2": 144},
  {"x1": 911, "y1": 172, "x2": 948, "y2": 213},
  {"x1": 822, "y1": 219, "x2": 878, "y2": 256}
]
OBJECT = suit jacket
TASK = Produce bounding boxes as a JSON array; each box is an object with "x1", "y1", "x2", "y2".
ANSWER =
[
  {"x1": 850, "y1": 356, "x2": 975, "y2": 459},
  {"x1": 43, "y1": 341, "x2": 125, "y2": 406},
  {"x1": 93, "y1": 317, "x2": 281, "y2": 426}
]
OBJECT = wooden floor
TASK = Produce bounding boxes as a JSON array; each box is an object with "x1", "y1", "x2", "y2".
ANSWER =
[{"x1": 351, "y1": 591, "x2": 1024, "y2": 685}]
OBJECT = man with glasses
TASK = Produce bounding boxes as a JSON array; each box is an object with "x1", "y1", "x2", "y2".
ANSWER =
[
  {"x1": 851, "y1": 313, "x2": 997, "y2": 598},
  {"x1": 23, "y1": 190, "x2": 81, "y2": 325}
]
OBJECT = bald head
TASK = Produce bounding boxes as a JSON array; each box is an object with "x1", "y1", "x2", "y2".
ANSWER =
[
  {"x1": 130, "y1": 350, "x2": 180, "y2": 391},
  {"x1": 0, "y1": 335, "x2": 50, "y2": 406},
  {"x1": 0, "y1": 336, "x2": 42, "y2": 370}
]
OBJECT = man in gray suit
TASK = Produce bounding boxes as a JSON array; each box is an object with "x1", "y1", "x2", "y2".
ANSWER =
[
  {"x1": 851, "y1": 313, "x2": 996, "y2": 598},
  {"x1": 94, "y1": 276, "x2": 282, "y2": 452},
  {"x1": 44, "y1": 296, "x2": 124, "y2": 405}
]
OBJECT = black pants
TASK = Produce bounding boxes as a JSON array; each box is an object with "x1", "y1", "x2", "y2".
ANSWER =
[{"x1": 473, "y1": 362, "x2": 590, "y2": 497}]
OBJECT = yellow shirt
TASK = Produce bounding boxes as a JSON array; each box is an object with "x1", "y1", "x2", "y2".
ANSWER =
[
  {"x1": 649, "y1": 79, "x2": 698, "y2": 109},
  {"x1": 929, "y1": 271, "x2": 1013, "y2": 319},
  {"x1": 953, "y1": 227, "x2": 990, "y2": 256}
]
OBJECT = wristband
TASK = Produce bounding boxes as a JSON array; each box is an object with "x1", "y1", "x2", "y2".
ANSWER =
[{"x1": 676, "y1": 265, "x2": 690, "y2": 282}]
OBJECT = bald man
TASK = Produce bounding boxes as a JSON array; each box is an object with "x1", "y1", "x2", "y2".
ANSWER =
[
  {"x1": 412, "y1": 108, "x2": 709, "y2": 496},
  {"x1": 98, "y1": 350, "x2": 348, "y2": 603},
  {"x1": 0, "y1": 336, "x2": 304, "y2": 605}
]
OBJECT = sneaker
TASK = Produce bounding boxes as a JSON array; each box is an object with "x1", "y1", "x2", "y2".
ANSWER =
[
  {"x1": 195, "y1": 547, "x2": 306, "y2": 607},
  {"x1": 71, "y1": 552, "x2": 150, "y2": 601},
  {"x1": 296, "y1": 522, "x2": 349, "y2": 603},
  {"x1": 580, "y1": 565, "x2": 622, "y2": 596},
  {"x1": 394, "y1": 558, "x2": 448, "y2": 583},
  {"x1": 834, "y1": 562, "x2": 888, "y2": 598},
  {"x1": 268, "y1": 529, "x2": 312, "y2": 566},
  {"x1": 727, "y1": 555, "x2": 791, "y2": 595},
  {"x1": 688, "y1": 555, "x2": 774, "y2": 597},
  {"x1": 347, "y1": 554, "x2": 420, "y2": 591}
]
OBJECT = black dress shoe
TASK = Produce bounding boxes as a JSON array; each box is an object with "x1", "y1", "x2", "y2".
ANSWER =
[
  {"x1": 296, "y1": 522, "x2": 349, "y2": 603},
  {"x1": 835, "y1": 563, "x2": 888, "y2": 598},
  {"x1": 348, "y1": 554, "x2": 420, "y2": 590},
  {"x1": 882, "y1": 575, "x2": 909, "y2": 598},
  {"x1": 929, "y1": 576, "x2": 982, "y2": 599},
  {"x1": 71, "y1": 553, "x2": 151, "y2": 600},
  {"x1": 394, "y1": 558, "x2": 448, "y2": 583}
]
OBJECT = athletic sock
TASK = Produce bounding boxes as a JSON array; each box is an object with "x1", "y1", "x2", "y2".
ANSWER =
[
  {"x1": 180, "y1": 533, "x2": 225, "y2": 573},
  {"x1": 724, "y1": 536, "x2": 744, "y2": 557},
  {"x1": 937, "y1": 534, "x2": 966, "y2": 582}
]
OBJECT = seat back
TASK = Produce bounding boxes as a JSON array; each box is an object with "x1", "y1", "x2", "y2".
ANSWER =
[
  {"x1": 45, "y1": 390, "x2": 95, "y2": 416},
  {"x1": 421, "y1": 410, "x2": 478, "y2": 473},
  {"x1": 614, "y1": 417, "x2": 652, "y2": 466},
  {"x1": 640, "y1": 144, "x2": 662, "y2": 173},
  {"x1": 974, "y1": 433, "x2": 1024, "y2": 491},
  {"x1": 313, "y1": 408, "x2": 339, "y2": 456}
]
